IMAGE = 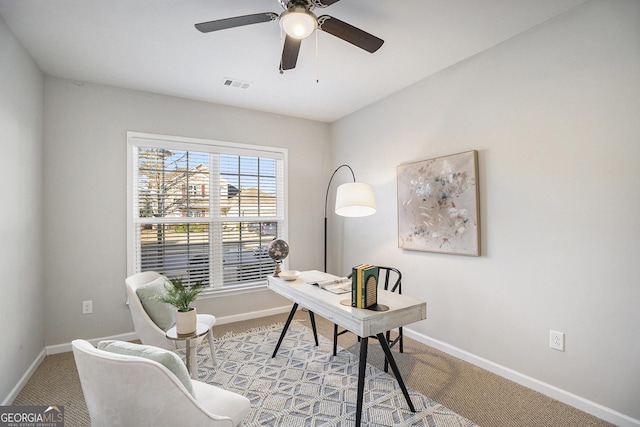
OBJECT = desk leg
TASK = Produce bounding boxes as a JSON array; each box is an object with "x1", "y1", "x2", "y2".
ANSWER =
[
  {"x1": 355, "y1": 336, "x2": 368, "y2": 427},
  {"x1": 376, "y1": 333, "x2": 415, "y2": 412},
  {"x1": 308, "y1": 310, "x2": 319, "y2": 346},
  {"x1": 272, "y1": 303, "x2": 298, "y2": 358}
]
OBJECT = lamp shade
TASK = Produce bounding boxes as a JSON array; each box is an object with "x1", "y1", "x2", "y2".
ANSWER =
[
  {"x1": 280, "y1": 7, "x2": 317, "y2": 39},
  {"x1": 335, "y1": 182, "x2": 376, "y2": 217}
]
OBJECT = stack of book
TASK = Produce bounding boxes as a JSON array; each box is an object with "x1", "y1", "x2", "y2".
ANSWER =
[{"x1": 351, "y1": 264, "x2": 379, "y2": 309}]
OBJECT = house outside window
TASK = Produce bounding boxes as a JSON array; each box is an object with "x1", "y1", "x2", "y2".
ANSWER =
[{"x1": 127, "y1": 132, "x2": 287, "y2": 291}]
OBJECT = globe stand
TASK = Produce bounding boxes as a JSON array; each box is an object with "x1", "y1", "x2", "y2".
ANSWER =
[{"x1": 274, "y1": 261, "x2": 282, "y2": 278}]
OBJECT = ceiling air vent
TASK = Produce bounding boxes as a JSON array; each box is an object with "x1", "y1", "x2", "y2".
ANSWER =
[{"x1": 221, "y1": 78, "x2": 251, "y2": 90}]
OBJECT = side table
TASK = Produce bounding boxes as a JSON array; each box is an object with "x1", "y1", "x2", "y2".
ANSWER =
[{"x1": 166, "y1": 322, "x2": 209, "y2": 378}]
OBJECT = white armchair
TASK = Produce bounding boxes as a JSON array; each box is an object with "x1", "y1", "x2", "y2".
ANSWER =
[
  {"x1": 125, "y1": 271, "x2": 217, "y2": 378},
  {"x1": 72, "y1": 339, "x2": 250, "y2": 427}
]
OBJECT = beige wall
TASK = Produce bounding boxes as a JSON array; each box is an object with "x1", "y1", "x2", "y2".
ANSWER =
[
  {"x1": 329, "y1": 0, "x2": 640, "y2": 423},
  {"x1": 42, "y1": 78, "x2": 330, "y2": 344},
  {"x1": 0, "y1": 15, "x2": 45, "y2": 403}
]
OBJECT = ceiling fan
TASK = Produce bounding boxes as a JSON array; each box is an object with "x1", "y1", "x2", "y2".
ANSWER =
[{"x1": 195, "y1": 0, "x2": 384, "y2": 72}]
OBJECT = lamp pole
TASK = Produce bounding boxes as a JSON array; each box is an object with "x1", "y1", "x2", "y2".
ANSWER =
[{"x1": 324, "y1": 165, "x2": 356, "y2": 273}]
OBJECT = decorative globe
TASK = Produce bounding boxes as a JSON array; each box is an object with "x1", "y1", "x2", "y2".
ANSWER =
[{"x1": 268, "y1": 239, "x2": 289, "y2": 262}]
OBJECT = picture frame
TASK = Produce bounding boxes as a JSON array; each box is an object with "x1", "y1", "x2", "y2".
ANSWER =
[{"x1": 397, "y1": 150, "x2": 480, "y2": 256}]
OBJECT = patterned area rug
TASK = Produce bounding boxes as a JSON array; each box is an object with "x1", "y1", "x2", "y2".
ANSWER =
[{"x1": 185, "y1": 322, "x2": 477, "y2": 427}]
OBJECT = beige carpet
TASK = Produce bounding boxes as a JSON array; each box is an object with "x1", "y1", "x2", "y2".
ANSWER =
[{"x1": 13, "y1": 311, "x2": 613, "y2": 427}]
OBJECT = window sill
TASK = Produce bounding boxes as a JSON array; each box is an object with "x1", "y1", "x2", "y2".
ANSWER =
[{"x1": 198, "y1": 282, "x2": 269, "y2": 299}]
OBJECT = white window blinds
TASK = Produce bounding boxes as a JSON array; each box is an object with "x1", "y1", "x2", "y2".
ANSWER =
[{"x1": 127, "y1": 132, "x2": 287, "y2": 290}]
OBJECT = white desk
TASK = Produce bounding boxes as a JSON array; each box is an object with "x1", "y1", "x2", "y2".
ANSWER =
[{"x1": 268, "y1": 270, "x2": 427, "y2": 426}]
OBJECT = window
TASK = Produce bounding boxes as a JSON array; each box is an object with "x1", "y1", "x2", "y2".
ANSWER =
[{"x1": 127, "y1": 132, "x2": 287, "y2": 291}]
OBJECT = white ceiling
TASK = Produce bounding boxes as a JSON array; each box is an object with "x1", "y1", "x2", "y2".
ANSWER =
[{"x1": 0, "y1": 0, "x2": 588, "y2": 123}]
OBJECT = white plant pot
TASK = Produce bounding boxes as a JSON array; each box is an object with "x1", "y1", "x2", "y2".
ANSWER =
[{"x1": 175, "y1": 308, "x2": 197, "y2": 335}]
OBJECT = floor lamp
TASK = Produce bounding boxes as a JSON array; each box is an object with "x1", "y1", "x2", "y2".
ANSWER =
[{"x1": 324, "y1": 164, "x2": 376, "y2": 273}]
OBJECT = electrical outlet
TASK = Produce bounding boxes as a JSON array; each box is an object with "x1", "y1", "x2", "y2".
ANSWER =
[
  {"x1": 550, "y1": 330, "x2": 564, "y2": 351},
  {"x1": 82, "y1": 300, "x2": 93, "y2": 315}
]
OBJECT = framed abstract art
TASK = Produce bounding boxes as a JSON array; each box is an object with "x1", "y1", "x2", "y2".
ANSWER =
[{"x1": 397, "y1": 150, "x2": 480, "y2": 256}]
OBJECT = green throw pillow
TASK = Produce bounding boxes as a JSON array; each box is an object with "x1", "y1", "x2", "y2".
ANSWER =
[
  {"x1": 135, "y1": 276, "x2": 176, "y2": 331},
  {"x1": 97, "y1": 340, "x2": 194, "y2": 397}
]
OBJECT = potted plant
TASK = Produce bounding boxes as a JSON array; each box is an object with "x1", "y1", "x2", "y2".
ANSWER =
[{"x1": 155, "y1": 277, "x2": 205, "y2": 335}]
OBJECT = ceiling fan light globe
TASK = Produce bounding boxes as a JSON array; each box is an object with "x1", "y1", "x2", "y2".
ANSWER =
[{"x1": 280, "y1": 8, "x2": 317, "y2": 39}]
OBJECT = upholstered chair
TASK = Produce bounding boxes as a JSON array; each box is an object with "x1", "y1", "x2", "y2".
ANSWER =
[
  {"x1": 72, "y1": 339, "x2": 250, "y2": 427},
  {"x1": 125, "y1": 271, "x2": 217, "y2": 378}
]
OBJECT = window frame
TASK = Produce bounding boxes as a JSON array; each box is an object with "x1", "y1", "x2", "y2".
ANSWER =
[{"x1": 127, "y1": 131, "x2": 288, "y2": 294}]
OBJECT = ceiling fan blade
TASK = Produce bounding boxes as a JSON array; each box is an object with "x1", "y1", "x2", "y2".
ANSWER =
[
  {"x1": 280, "y1": 35, "x2": 302, "y2": 71},
  {"x1": 318, "y1": 15, "x2": 384, "y2": 53},
  {"x1": 314, "y1": 0, "x2": 341, "y2": 6},
  {"x1": 195, "y1": 13, "x2": 277, "y2": 33}
]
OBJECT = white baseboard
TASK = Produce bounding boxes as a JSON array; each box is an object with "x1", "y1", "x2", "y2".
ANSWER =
[
  {"x1": 46, "y1": 331, "x2": 139, "y2": 355},
  {"x1": 43, "y1": 305, "x2": 292, "y2": 355},
  {"x1": 215, "y1": 305, "x2": 291, "y2": 325},
  {"x1": 403, "y1": 328, "x2": 640, "y2": 427},
  {"x1": 2, "y1": 348, "x2": 46, "y2": 405}
]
